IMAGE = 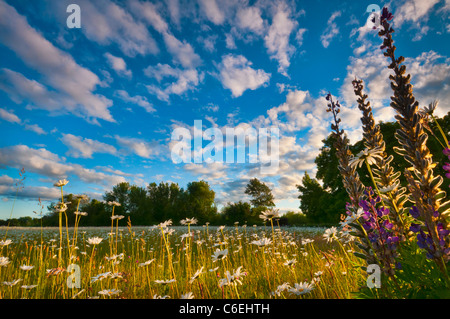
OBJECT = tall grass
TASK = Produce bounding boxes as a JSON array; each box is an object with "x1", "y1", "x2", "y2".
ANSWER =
[{"x1": 0, "y1": 223, "x2": 364, "y2": 299}]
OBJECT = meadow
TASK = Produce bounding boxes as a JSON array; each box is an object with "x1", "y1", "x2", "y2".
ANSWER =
[{"x1": 0, "y1": 222, "x2": 366, "y2": 299}]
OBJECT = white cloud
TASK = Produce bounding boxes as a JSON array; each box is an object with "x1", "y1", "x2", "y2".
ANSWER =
[
  {"x1": 394, "y1": 0, "x2": 440, "y2": 27},
  {"x1": 0, "y1": 2, "x2": 114, "y2": 122},
  {"x1": 0, "y1": 145, "x2": 126, "y2": 186},
  {"x1": 0, "y1": 175, "x2": 60, "y2": 201},
  {"x1": 61, "y1": 133, "x2": 118, "y2": 159},
  {"x1": 144, "y1": 63, "x2": 202, "y2": 101},
  {"x1": 162, "y1": 32, "x2": 202, "y2": 68},
  {"x1": 24, "y1": 123, "x2": 46, "y2": 135},
  {"x1": 115, "y1": 135, "x2": 164, "y2": 159},
  {"x1": 115, "y1": 90, "x2": 156, "y2": 113},
  {"x1": 71, "y1": 0, "x2": 159, "y2": 57},
  {"x1": 198, "y1": 0, "x2": 225, "y2": 25},
  {"x1": 320, "y1": 10, "x2": 341, "y2": 48},
  {"x1": 236, "y1": 6, "x2": 265, "y2": 35},
  {"x1": 129, "y1": 0, "x2": 201, "y2": 68},
  {"x1": 104, "y1": 53, "x2": 132, "y2": 78},
  {"x1": 264, "y1": 2, "x2": 297, "y2": 76},
  {"x1": 217, "y1": 54, "x2": 271, "y2": 97},
  {"x1": 0, "y1": 108, "x2": 21, "y2": 124}
]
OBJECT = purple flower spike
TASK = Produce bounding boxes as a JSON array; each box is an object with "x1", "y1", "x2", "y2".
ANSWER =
[{"x1": 380, "y1": 7, "x2": 393, "y2": 22}]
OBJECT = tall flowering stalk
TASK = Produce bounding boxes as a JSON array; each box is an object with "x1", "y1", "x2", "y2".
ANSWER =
[
  {"x1": 352, "y1": 78, "x2": 408, "y2": 237},
  {"x1": 326, "y1": 93, "x2": 365, "y2": 209},
  {"x1": 325, "y1": 93, "x2": 376, "y2": 264},
  {"x1": 378, "y1": 7, "x2": 449, "y2": 226}
]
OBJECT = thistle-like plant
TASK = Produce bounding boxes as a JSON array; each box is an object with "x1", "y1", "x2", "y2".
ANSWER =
[
  {"x1": 376, "y1": 7, "x2": 450, "y2": 283},
  {"x1": 377, "y1": 7, "x2": 450, "y2": 227},
  {"x1": 325, "y1": 93, "x2": 376, "y2": 264},
  {"x1": 352, "y1": 78, "x2": 409, "y2": 237}
]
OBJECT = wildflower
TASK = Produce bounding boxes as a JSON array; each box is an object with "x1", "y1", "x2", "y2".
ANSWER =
[
  {"x1": 2, "y1": 279, "x2": 22, "y2": 286},
  {"x1": 98, "y1": 289, "x2": 121, "y2": 296},
  {"x1": 157, "y1": 219, "x2": 173, "y2": 228},
  {"x1": 180, "y1": 232, "x2": 193, "y2": 242},
  {"x1": 323, "y1": 227, "x2": 338, "y2": 243},
  {"x1": 0, "y1": 256, "x2": 10, "y2": 267},
  {"x1": 21, "y1": 285, "x2": 38, "y2": 289},
  {"x1": 46, "y1": 267, "x2": 65, "y2": 276},
  {"x1": 209, "y1": 267, "x2": 219, "y2": 272},
  {"x1": 271, "y1": 283, "x2": 291, "y2": 297},
  {"x1": 314, "y1": 271, "x2": 323, "y2": 277},
  {"x1": 54, "y1": 179, "x2": 69, "y2": 187},
  {"x1": 91, "y1": 272, "x2": 112, "y2": 283},
  {"x1": 189, "y1": 267, "x2": 204, "y2": 284},
  {"x1": 211, "y1": 248, "x2": 228, "y2": 262},
  {"x1": 251, "y1": 237, "x2": 272, "y2": 246},
  {"x1": 154, "y1": 279, "x2": 176, "y2": 285},
  {"x1": 138, "y1": 259, "x2": 155, "y2": 267},
  {"x1": 181, "y1": 292, "x2": 195, "y2": 299},
  {"x1": 288, "y1": 281, "x2": 314, "y2": 296},
  {"x1": 74, "y1": 211, "x2": 88, "y2": 216},
  {"x1": 87, "y1": 237, "x2": 103, "y2": 245},
  {"x1": 153, "y1": 294, "x2": 170, "y2": 299},
  {"x1": 301, "y1": 238, "x2": 314, "y2": 245},
  {"x1": 0, "y1": 239, "x2": 12, "y2": 246},
  {"x1": 283, "y1": 259, "x2": 297, "y2": 267},
  {"x1": 349, "y1": 147, "x2": 384, "y2": 169},
  {"x1": 259, "y1": 209, "x2": 280, "y2": 221},
  {"x1": 218, "y1": 266, "x2": 246, "y2": 288},
  {"x1": 20, "y1": 265, "x2": 34, "y2": 271},
  {"x1": 54, "y1": 203, "x2": 68, "y2": 213},
  {"x1": 180, "y1": 217, "x2": 198, "y2": 225},
  {"x1": 107, "y1": 201, "x2": 121, "y2": 207}
]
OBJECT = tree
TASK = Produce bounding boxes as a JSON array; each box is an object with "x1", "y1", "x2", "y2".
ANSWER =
[
  {"x1": 184, "y1": 180, "x2": 217, "y2": 224},
  {"x1": 244, "y1": 178, "x2": 275, "y2": 209},
  {"x1": 296, "y1": 172, "x2": 341, "y2": 224},
  {"x1": 222, "y1": 201, "x2": 252, "y2": 225}
]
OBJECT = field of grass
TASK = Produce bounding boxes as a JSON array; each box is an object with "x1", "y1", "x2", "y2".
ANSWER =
[{"x1": 0, "y1": 222, "x2": 366, "y2": 299}]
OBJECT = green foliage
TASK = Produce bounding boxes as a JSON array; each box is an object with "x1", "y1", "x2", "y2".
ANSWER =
[{"x1": 244, "y1": 178, "x2": 275, "y2": 209}]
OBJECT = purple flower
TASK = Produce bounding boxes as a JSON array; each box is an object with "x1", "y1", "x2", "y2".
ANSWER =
[
  {"x1": 409, "y1": 206, "x2": 420, "y2": 219},
  {"x1": 410, "y1": 223, "x2": 421, "y2": 233},
  {"x1": 380, "y1": 7, "x2": 393, "y2": 22}
]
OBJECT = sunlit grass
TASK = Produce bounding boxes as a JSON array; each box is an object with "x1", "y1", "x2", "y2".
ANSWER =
[{"x1": 0, "y1": 223, "x2": 365, "y2": 299}]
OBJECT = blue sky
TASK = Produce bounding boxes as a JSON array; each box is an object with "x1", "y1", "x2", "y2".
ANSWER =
[{"x1": 0, "y1": 0, "x2": 449, "y2": 219}]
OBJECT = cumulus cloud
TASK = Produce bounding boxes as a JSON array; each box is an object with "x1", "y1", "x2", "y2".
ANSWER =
[
  {"x1": 65, "y1": 0, "x2": 159, "y2": 57},
  {"x1": 236, "y1": 6, "x2": 265, "y2": 35},
  {"x1": 0, "y1": 145, "x2": 126, "y2": 186},
  {"x1": 104, "y1": 53, "x2": 132, "y2": 78},
  {"x1": 0, "y1": 2, "x2": 114, "y2": 123},
  {"x1": 264, "y1": 2, "x2": 297, "y2": 76},
  {"x1": 0, "y1": 175, "x2": 60, "y2": 201},
  {"x1": 114, "y1": 135, "x2": 164, "y2": 159},
  {"x1": 60, "y1": 133, "x2": 118, "y2": 159},
  {"x1": 217, "y1": 54, "x2": 271, "y2": 97},
  {"x1": 115, "y1": 90, "x2": 156, "y2": 113},
  {"x1": 144, "y1": 63, "x2": 202, "y2": 101},
  {"x1": 198, "y1": 0, "x2": 225, "y2": 25}
]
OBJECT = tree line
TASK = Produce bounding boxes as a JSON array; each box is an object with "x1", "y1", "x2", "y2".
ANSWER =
[{"x1": 2, "y1": 112, "x2": 448, "y2": 227}]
